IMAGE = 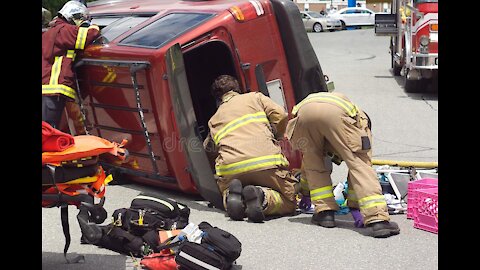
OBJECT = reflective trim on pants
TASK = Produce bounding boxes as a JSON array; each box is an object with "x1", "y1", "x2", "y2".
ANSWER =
[
  {"x1": 310, "y1": 185, "x2": 334, "y2": 201},
  {"x1": 358, "y1": 194, "x2": 387, "y2": 210}
]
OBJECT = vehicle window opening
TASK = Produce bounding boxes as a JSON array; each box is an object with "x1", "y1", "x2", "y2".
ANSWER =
[{"x1": 183, "y1": 41, "x2": 236, "y2": 140}]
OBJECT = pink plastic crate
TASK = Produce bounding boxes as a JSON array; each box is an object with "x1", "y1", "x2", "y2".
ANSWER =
[
  {"x1": 413, "y1": 187, "x2": 438, "y2": 234},
  {"x1": 407, "y1": 178, "x2": 438, "y2": 219}
]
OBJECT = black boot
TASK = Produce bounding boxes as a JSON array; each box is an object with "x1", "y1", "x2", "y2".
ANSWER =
[
  {"x1": 242, "y1": 185, "x2": 265, "y2": 223},
  {"x1": 226, "y1": 179, "x2": 245, "y2": 221},
  {"x1": 367, "y1": 221, "x2": 400, "y2": 238},
  {"x1": 311, "y1": 210, "x2": 336, "y2": 228}
]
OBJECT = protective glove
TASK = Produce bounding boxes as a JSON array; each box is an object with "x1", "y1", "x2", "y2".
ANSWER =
[
  {"x1": 350, "y1": 208, "x2": 364, "y2": 228},
  {"x1": 298, "y1": 195, "x2": 312, "y2": 211}
]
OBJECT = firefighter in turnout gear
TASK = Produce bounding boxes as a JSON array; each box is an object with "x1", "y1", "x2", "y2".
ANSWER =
[
  {"x1": 286, "y1": 92, "x2": 400, "y2": 238},
  {"x1": 204, "y1": 75, "x2": 298, "y2": 223},
  {"x1": 42, "y1": 0, "x2": 100, "y2": 128}
]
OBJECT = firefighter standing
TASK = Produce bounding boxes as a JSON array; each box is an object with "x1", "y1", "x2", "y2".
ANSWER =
[
  {"x1": 42, "y1": 0, "x2": 100, "y2": 128},
  {"x1": 204, "y1": 75, "x2": 298, "y2": 223},
  {"x1": 286, "y1": 92, "x2": 400, "y2": 238}
]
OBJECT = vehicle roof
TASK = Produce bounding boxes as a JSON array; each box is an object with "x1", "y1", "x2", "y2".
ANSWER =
[{"x1": 88, "y1": 0, "x2": 256, "y2": 15}]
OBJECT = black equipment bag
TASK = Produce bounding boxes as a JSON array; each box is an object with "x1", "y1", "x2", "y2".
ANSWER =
[
  {"x1": 198, "y1": 222, "x2": 242, "y2": 264},
  {"x1": 96, "y1": 224, "x2": 146, "y2": 257},
  {"x1": 175, "y1": 242, "x2": 231, "y2": 270},
  {"x1": 130, "y1": 193, "x2": 190, "y2": 221},
  {"x1": 111, "y1": 193, "x2": 190, "y2": 236}
]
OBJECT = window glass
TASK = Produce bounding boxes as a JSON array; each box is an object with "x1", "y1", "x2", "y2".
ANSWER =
[
  {"x1": 91, "y1": 16, "x2": 151, "y2": 44},
  {"x1": 119, "y1": 13, "x2": 215, "y2": 48},
  {"x1": 307, "y1": 12, "x2": 323, "y2": 18}
]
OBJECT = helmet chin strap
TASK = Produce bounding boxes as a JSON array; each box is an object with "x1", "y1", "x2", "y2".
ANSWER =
[{"x1": 73, "y1": 19, "x2": 83, "y2": 26}]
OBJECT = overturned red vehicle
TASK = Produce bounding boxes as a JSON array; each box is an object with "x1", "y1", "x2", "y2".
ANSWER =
[{"x1": 65, "y1": 0, "x2": 331, "y2": 209}]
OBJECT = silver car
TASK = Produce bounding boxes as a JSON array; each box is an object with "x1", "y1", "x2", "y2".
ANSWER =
[{"x1": 300, "y1": 11, "x2": 342, "y2": 33}]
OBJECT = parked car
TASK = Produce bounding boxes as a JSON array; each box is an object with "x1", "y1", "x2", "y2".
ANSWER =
[
  {"x1": 327, "y1": 7, "x2": 376, "y2": 29},
  {"x1": 300, "y1": 11, "x2": 342, "y2": 32}
]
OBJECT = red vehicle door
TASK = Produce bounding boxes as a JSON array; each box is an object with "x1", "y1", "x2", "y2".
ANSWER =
[{"x1": 165, "y1": 43, "x2": 224, "y2": 210}]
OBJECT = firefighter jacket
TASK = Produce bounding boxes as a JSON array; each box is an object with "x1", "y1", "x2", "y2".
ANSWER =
[
  {"x1": 42, "y1": 18, "x2": 100, "y2": 100},
  {"x1": 205, "y1": 91, "x2": 289, "y2": 177}
]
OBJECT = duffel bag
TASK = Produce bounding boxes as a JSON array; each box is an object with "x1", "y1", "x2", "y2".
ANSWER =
[
  {"x1": 198, "y1": 221, "x2": 242, "y2": 264},
  {"x1": 175, "y1": 241, "x2": 231, "y2": 270}
]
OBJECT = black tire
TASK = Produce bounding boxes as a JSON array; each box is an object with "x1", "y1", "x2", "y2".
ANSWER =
[
  {"x1": 313, "y1": 23, "x2": 323, "y2": 33},
  {"x1": 404, "y1": 70, "x2": 426, "y2": 93},
  {"x1": 340, "y1": 21, "x2": 346, "y2": 30}
]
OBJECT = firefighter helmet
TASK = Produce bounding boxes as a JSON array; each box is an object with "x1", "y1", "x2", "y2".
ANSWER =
[{"x1": 58, "y1": 0, "x2": 90, "y2": 26}]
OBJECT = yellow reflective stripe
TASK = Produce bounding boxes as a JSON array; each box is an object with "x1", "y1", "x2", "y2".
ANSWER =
[
  {"x1": 64, "y1": 175, "x2": 98, "y2": 184},
  {"x1": 66, "y1": 50, "x2": 76, "y2": 59},
  {"x1": 42, "y1": 84, "x2": 76, "y2": 99},
  {"x1": 213, "y1": 112, "x2": 268, "y2": 144},
  {"x1": 75, "y1": 27, "x2": 88, "y2": 49},
  {"x1": 271, "y1": 190, "x2": 283, "y2": 214},
  {"x1": 358, "y1": 194, "x2": 387, "y2": 209},
  {"x1": 292, "y1": 93, "x2": 358, "y2": 117},
  {"x1": 49, "y1": 56, "x2": 63, "y2": 85},
  {"x1": 215, "y1": 154, "x2": 289, "y2": 176},
  {"x1": 310, "y1": 185, "x2": 334, "y2": 201}
]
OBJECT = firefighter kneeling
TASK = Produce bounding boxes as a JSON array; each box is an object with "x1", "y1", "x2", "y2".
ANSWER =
[
  {"x1": 286, "y1": 92, "x2": 400, "y2": 238},
  {"x1": 204, "y1": 75, "x2": 298, "y2": 223}
]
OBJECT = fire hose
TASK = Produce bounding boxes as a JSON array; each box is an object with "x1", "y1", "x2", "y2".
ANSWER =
[{"x1": 372, "y1": 159, "x2": 437, "y2": 168}]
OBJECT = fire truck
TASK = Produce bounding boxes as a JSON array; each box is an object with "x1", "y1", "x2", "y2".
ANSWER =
[
  {"x1": 374, "y1": 0, "x2": 438, "y2": 93},
  {"x1": 59, "y1": 0, "x2": 333, "y2": 209}
]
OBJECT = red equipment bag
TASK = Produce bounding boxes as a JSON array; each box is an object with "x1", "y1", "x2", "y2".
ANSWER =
[{"x1": 141, "y1": 250, "x2": 178, "y2": 270}]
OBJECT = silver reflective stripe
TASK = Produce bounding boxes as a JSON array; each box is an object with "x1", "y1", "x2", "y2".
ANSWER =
[
  {"x1": 135, "y1": 195, "x2": 175, "y2": 211},
  {"x1": 178, "y1": 251, "x2": 221, "y2": 270}
]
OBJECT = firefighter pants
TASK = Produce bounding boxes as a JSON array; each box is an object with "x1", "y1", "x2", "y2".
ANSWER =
[
  {"x1": 217, "y1": 168, "x2": 298, "y2": 216},
  {"x1": 42, "y1": 95, "x2": 66, "y2": 129},
  {"x1": 288, "y1": 103, "x2": 389, "y2": 225}
]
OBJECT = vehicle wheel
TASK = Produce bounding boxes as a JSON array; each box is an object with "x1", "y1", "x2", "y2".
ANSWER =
[
  {"x1": 340, "y1": 21, "x2": 346, "y2": 30},
  {"x1": 404, "y1": 70, "x2": 426, "y2": 93},
  {"x1": 313, "y1": 23, "x2": 323, "y2": 33}
]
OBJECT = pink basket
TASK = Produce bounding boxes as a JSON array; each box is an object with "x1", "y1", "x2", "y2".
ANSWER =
[
  {"x1": 413, "y1": 187, "x2": 438, "y2": 234},
  {"x1": 407, "y1": 178, "x2": 438, "y2": 219}
]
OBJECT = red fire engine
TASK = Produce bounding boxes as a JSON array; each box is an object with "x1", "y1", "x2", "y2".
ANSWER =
[
  {"x1": 374, "y1": 0, "x2": 438, "y2": 93},
  {"x1": 60, "y1": 0, "x2": 333, "y2": 209}
]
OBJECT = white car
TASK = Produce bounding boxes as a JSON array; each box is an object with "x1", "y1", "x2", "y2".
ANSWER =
[
  {"x1": 300, "y1": 11, "x2": 342, "y2": 33},
  {"x1": 327, "y1": 7, "x2": 376, "y2": 29}
]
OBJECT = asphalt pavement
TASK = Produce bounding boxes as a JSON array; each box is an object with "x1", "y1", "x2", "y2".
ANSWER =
[{"x1": 42, "y1": 28, "x2": 438, "y2": 270}]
